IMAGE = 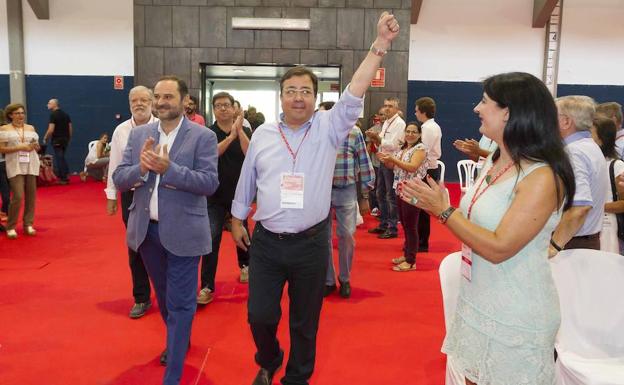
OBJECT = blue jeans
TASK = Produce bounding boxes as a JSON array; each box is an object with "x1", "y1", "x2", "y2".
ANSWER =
[
  {"x1": 376, "y1": 164, "x2": 398, "y2": 233},
  {"x1": 52, "y1": 139, "x2": 69, "y2": 181},
  {"x1": 326, "y1": 184, "x2": 358, "y2": 285}
]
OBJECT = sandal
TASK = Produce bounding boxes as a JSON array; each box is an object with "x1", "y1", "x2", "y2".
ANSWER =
[
  {"x1": 391, "y1": 256, "x2": 406, "y2": 265},
  {"x1": 392, "y1": 261, "x2": 416, "y2": 272}
]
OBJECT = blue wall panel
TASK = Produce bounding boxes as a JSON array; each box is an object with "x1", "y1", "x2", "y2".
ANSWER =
[
  {"x1": 24, "y1": 75, "x2": 133, "y2": 174},
  {"x1": 558, "y1": 84, "x2": 624, "y2": 104},
  {"x1": 407, "y1": 80, "x2": 483, "y2": 182},
  {"x1": 408, "y1": 81, "x2": 624, "y2": 182},
  {"x1": 0, "y1": 74, "x2": 9, "y2": 112}
]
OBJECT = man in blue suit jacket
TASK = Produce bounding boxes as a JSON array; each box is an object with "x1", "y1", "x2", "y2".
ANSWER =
[{"x1": 113, "y1": 76, "x2": 218, "y2": 385}]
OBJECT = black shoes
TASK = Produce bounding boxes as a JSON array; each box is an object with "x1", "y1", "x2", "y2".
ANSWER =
[
  {"x1": 378, "y1": 231, "x2": 398, "y2": 239},
  {"x1": 367, "y1": 227, "x2": 385, "y2": 234},
  {"x1": 160, "y1": 349, "x2": 167, "y2": 366},
  {"x1": 252, "y1": 367, "x2": 276, "y2": 385},
  {"x1": 323, "y1": 284, "x2": 337, "y2": 297},
  {"x1": 338, "y1": 280, "x2": 351, "y2": 298},
  {"x1": 418, "y1": 245, "x2": 429, "y2": 252}
]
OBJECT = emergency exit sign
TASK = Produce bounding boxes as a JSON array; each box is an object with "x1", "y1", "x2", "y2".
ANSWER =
[{"x1": 371, "y1": 68, "x2": 385, "y2": 87}]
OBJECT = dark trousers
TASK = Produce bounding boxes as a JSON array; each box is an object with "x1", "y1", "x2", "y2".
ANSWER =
[
  {"x1": 200, "y1": 201, "x2": 250, "y2": 291},
  {"x1": 564, "y1": 232, "x2": 601, "y2": 250},
  {"x1": 0, "y1": 161, "x2": 10, "y2": 213},
  {"x1": 368, "y1": 165, "x2": 380, "y2": 210},
  {"x1": 248, "y1": 219, "x2": 329, "y2": 385},
  {"x1": 52, "y1": 139, "x2": 70, "y2": 181},
  {"x1": 121, "y1": 190, "x2": 151, "y2": 303},
  {"x1": 417, "y1": 167, "x2": 441, "y2": 249},
  {"x1": 376, "y1": 164, "x2": 398, "y2": 233},
  {"x1": 139, "y1": 223, "x2": 200, "y2": 385},
  {"x1": 397, "y1": 196, "x2": 421, "y2": 264}
]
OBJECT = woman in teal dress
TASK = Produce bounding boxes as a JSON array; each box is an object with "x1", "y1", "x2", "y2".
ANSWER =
[{"x1": 401, "y1": 72, "x2": 576, "y2": 385}]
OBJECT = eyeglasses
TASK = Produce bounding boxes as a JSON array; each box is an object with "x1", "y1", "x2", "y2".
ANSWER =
[
  {"x1": 214, "y1": 103, "x2": 232, "y2": 110},
  {"x1": 283, "y1": 89, "x2": 314, "y2": 98}
]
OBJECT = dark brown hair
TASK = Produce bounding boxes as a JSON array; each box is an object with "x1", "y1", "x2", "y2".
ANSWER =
[
  {"x1": 157, "y1": 75, "x2": 188, "y2": 98},
  {"x1": 280, "y1": 66, "x2": 318, "y2": 97},
  {"x1": 415, "y1": 97, "x2": 436, "y2": 119}
]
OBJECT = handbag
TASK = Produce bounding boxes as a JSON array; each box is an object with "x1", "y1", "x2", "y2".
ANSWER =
[{"x1": 608, "y1": 159, "x2": 624, "y2": 241}]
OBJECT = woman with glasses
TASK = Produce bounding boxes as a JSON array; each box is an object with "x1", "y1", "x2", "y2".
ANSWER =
[
  {"x1": 378, "y1": 122, "x2": 429, "y2": 271},
  {"x1": 0, "y1": 103, "x2": 41, "y2": 239}
]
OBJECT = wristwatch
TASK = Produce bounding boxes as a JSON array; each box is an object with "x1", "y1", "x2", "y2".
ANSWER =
[
  {"x1": 370, "y1": 43, "x2": 387, "y2": 57},
  {"x1": 438, "y1": 207, "x2": 456, "y2": 224}
]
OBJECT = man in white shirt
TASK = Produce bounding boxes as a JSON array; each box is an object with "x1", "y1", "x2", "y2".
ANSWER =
[
  {"x1": 367, "y1": 97, "x2": 405, "y2": 238},
  {"x1": 105, "y1": 85, "x2": 158, "y2": 319},
  {"x1": 415, "y1": 97, "x2": 442, "y2": 252}
]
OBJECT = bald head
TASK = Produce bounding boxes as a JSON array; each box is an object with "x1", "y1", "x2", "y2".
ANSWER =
[{"x1": 47, "y1": 99, "x2": 59, "y2": 111}]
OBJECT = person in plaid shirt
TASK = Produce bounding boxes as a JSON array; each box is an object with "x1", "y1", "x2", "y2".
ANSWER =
[{"x1": 320, "y1": 101, "x2": 375, "y2": 298}]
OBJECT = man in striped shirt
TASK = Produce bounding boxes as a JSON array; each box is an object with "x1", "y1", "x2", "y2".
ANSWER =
[{"x1": 321, "y1": 101, "x2": 375, "y2": 298}]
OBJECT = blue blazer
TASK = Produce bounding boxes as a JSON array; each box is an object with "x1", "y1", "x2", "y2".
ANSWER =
[{"x1": 112, "y1": 118, "x2": 219, "y2": 256}]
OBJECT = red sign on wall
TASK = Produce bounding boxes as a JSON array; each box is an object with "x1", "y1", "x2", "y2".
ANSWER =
[
  {"x1": 371, "y1": 68, "x2": 385, "y2": 88},
  {"x1": 114, "y1": 76, "x2": 124, "y2": 90}
]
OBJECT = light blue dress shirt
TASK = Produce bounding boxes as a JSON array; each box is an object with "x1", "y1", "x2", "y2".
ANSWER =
[
  {"x1": 232, "y1": 86, "x2": 364, "y2": 233},
  {"x1": 564, "y1": 130, "x2": 608, "y2": 236}
]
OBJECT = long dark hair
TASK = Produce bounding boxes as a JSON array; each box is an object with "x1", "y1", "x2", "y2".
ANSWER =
[
  {"x1": 401, "y1": 121, "x2": 422, "y2": 150},
  {"x1": 593, "y1": 115, "x2": 619, "y2": 160},
  {"x1": 483, "y1": 72, "x2": 575, "y2": 210}
]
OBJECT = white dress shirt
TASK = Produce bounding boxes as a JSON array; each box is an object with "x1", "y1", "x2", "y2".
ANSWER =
[
  {"x1": 379, "y1": 114, "x2": 405, "y2": 154},
  {"x1": 105, "y1": 115, "x2": 158, "y2": 200},
  {"x1": 421, "y1": 118, "x2": 442, "y2": 169},
  {"x1": 148, "y1": 118, "x2": 184, "y2": 221}
]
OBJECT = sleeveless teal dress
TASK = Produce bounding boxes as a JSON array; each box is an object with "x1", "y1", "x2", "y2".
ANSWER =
[{"x1": 442, "y1": 159, "x2": 561, "y2": 385}]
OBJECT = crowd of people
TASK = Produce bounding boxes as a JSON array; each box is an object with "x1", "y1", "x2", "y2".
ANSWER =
[{"x1": 2, "y1": 10, "x2": 624, "y2": 385}]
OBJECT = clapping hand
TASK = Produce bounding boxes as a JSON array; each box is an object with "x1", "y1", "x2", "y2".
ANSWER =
[
  {"x1": 140, "y1": 137, "x2": 170, "y2": 175},
  {"x1": 400, "y1": 176, "x2": 449, "y2": 217}
]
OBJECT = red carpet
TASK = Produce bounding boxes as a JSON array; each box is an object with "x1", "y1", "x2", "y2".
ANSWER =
[{"x1": 0, "y1": 178, "x2": 462, "y2": 385}]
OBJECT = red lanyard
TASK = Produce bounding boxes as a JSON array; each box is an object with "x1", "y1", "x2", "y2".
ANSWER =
[
  {"x1": 278, "y1": 125, "x2": 310, "y2": 171},
  {"x1": 467, "y1": 161, "x2": 515, "y2": 219}
]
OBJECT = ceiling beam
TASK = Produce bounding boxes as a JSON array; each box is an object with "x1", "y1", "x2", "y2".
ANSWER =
[
  {"x1": 411, "y1": 0, "x2": 423, "y2": 24},
  {"x1": 533, "y1": 0, "x2": 558, "y2": 28},
  {"x1": 27, "y1": 0, "x2": 49, "y2": 20}
]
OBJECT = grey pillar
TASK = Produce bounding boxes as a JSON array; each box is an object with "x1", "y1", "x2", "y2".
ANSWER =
[{"x1": 7, "y1": 0, "x2": 26, "y2": 107}]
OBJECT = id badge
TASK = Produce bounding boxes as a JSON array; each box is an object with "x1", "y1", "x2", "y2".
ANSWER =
[
  {"x1": 461, "y1": 243, "x2": 473, "y2": 282},
  {"x1": 280, "y1": 172, "x2": 304, "y2": 209},
  {"x1": 18, "y1": 151, "x2": 30, "y2": 163}
]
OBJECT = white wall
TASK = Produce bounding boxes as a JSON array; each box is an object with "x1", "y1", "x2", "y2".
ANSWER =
[
  {"x1": 558, "y1": 0, "x2": 624, "y2": 85},
  {"x1": 21, "y1": 0, "x2": 133, "y2": 76},
  {"x1": 408, "y1": 0, "x2": 544, "y2": 82},
  {"x1": 0, "y1": 0, "x2": 10, "y2": 73}
]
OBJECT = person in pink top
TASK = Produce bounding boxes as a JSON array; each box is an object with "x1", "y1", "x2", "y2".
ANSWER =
[{"x1": 185, "y1": 95, "x2": 206, "y2": 126}]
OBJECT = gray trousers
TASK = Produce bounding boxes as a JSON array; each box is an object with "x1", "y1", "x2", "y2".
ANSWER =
[{"x1": 326, "y1": 184, "x2": 358, "y2": 285}]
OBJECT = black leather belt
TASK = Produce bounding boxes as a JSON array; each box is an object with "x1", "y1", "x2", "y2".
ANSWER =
[
  {"x1": 258, "y1": 218, "x2": 328, "y2": 240},
  {"x1": 149, "y1": 219, "x2": 159, "y2": 224},
  {"x1": 571, "y1": 232, "x2": 599, "y2": 240}
]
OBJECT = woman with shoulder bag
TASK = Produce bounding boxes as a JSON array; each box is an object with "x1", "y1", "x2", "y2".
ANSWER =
[{"x1": 590, "y1": 115, "x2": 624, "y2": 254}]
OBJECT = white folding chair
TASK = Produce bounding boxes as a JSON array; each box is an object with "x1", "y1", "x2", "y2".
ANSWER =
[
  {"x1": 457, "y1": 160, "x2": 477, "y2": 194},
  {"x1": 438, "y1": 252, "x2": 465, "y2": 385},
  {"x1": 437, "y1": 160, "x2": 446, "y2": 184},
  {"x1": 550, "y1": 249, "x2": 624, "y2": 385}
]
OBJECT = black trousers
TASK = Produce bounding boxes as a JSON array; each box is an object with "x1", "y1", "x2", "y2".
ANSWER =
[
  {"x1": 397, "y1": 196, "x2": 421, "y2": 264},
  {"x1": 0, "y1": 161, "x2": 10, "y2": 213},
  {"x1": 417, "y1": 167, "x2": 441, "y2": 249},
  {"x1": 199, "y1": 201, "x2": 250, "y2": 291},
  {"x1": 121, "y1": 190, "x2": 151, "y2": 303},
  {"x1": 248, "y1": 219, "x2": 329, "y2": 385}
]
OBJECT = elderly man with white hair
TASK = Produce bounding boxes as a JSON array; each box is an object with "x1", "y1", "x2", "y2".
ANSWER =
[
  {"x1": 549, "y1": 95, "x2": 607, "y2": 256},
  {"x1": 105, "y1": 85, "x2": 158, "y2": 318}
]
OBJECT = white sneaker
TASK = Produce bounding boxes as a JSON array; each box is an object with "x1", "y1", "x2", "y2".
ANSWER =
[
  {"x1": 371, "y1": 208, "x2": 380, "y2": 217},
  {"x1": 240, "y1": 266, "x2": 249, "y2": 283},
  {"x1": 7, "y1": 229, "x2": 17, "y2": 239},
  {"x1": 25, "y1": 226, "x2": 36, "y2": 236}
]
